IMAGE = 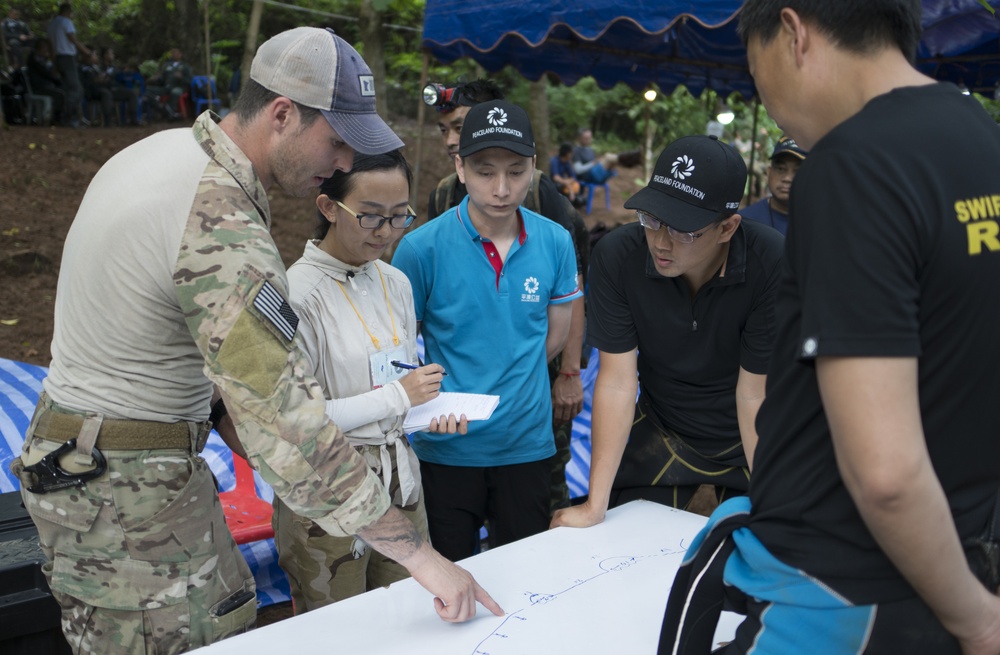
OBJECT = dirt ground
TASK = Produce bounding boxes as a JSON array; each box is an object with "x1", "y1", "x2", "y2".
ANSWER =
[{"x1": 0, "y1": 118, "x2": 638, "y2": 366}]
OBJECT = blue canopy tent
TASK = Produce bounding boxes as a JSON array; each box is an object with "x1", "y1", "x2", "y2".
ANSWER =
[
  {"x1": 414, "y1": 0, "x2": 1000, "y2": 208},
  {"x1": 421, "y1": 0, "x2": 1000, "y2": 96}
]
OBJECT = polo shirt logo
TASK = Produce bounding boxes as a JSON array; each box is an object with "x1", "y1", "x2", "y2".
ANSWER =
[{"x1": 521, "y1": 276, "x2": 540, "y2": 302}]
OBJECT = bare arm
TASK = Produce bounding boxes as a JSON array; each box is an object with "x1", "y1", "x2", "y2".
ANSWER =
[
  {"x1": 551, "y1": 279, "x2": 586, "y2": 424},
  {"x1": 545, "y1": 301, "x2": 573, "y2": 363},
  {"x1": 357, "y1": 506, "x2": 504, "y2": 621},
  {"x1": 67, "y1": 32, "x2": 89, "y2": 57},
  {"x1": 818, "y1": 356, "x2": 1000, "y2": 653},
  {"x1": 735, "y1": 367, "x2": 766, "y2": 471},
  {"x1": 550, "y1": 349, "x2": 638, "y2": 528}
]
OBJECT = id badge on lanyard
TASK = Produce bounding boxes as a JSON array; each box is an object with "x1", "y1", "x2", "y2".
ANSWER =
[{"x1": 370, "y1": 344, "x2": 408, "y2": 389}]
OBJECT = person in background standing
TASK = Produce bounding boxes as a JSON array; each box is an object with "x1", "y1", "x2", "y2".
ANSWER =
[
  {"x1": 738, "y1": 136, "x2": 807, "y2": 236},
  {"x1": 46, "y1": 2, "x2": 89, "y2": 128}
]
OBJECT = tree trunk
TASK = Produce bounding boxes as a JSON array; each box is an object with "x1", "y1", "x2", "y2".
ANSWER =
[
  {"x1": 529, "y1": 78, "x2": 551, "y2": 171},
  {"x1": 241, "y1": 0, "x2": 265, "y2": 95},
  {"x1": 359, "y1": 0, "x2": 387, "y2": 118}
]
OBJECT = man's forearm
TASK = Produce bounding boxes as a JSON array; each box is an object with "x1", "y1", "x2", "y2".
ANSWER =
[
  {"x1": 559, "y1": 292, "x2": 585, "y2": 372},
  {"x1": 735, "y1": 368, "x2": 766, "y2": 470},
  {"x1": 587, "y1": 354, "x2": 639, "y2": 512},
  {"x1": 820, "y1": 356, "x2": 994, "y2": 638},
  {"x1": 356, "y1": 505, "x2": 426, "y2": 564},
  {"x1": 545, "y1": 302, "x2": 573, "y2": 362},
  {"x1": 851, "y1": 457, "x2": 991, "y2": 635}
]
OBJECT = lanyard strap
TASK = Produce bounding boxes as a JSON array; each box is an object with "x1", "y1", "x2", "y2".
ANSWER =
[{"x1": 335, "y1": 262, "x2": 400, "y2": 350}]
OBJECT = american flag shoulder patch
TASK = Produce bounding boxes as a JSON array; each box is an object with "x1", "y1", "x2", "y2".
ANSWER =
[{"x1": 252, "y1": 280, "x2": 299, "y2": 342}]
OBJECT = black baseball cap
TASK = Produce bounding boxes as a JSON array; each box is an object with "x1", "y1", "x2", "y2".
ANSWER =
[
  {"x1": 624, "y1": 135, "x2": 746, "y2": 232},
  {"x1": 458, "y1": 100, "x2": 535, "y2": 158},
  {"x1": 771, "y1": 135, "x2": 807, "y2": 161}
]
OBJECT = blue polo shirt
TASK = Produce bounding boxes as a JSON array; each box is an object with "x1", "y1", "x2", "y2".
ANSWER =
[{"x1": 392, "y1": 196, "x2": 581, "y2": 467}]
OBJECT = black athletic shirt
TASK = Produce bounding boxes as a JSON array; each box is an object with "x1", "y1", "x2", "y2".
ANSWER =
[
  {"x1": 586, "y1": 220, "x2": 783, "y2": 452},
  {"x1": 749, "y1": 83, "x2": 1000, "y2": 604}
]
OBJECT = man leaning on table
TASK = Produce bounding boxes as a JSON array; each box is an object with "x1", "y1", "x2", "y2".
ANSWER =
[{"x1": 552, "y1": 135, "x2": 782, "y2": 528}]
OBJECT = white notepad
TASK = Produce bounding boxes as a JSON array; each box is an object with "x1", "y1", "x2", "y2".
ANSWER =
[{"x1": 403, "y1": 392, "x2": 500, "y2": 432}]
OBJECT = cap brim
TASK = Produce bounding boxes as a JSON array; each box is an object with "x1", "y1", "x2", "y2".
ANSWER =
[
  {"x1": 459, "y1": 140, "x2": 536, "y2": 158},
  {"x1": 322, "y1": 110, "x2": 404, "y2": 155},
  {"x1": 771, "y1": 150, "x2": 806, "y2": 161},
  {"x1": 624, "y1": 186, "x2": 721, "y2": 232}
]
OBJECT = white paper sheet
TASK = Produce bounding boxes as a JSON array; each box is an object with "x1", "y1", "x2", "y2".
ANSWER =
[
  {"x1": 192, "y1": 501, "x2": 741, "y2": 655},
  {"x1": 403, "y1": 392, "x2": 500, "y2": 432}
]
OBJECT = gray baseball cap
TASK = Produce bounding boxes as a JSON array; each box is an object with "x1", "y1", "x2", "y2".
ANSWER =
[{"x1": 250, "y1": 27, "x2": 403, "y2": 155}]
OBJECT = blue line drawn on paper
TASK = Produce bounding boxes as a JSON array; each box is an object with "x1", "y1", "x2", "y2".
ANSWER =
[{"x1": 469, "y1": 540, "x2": 691, "y2": 655}]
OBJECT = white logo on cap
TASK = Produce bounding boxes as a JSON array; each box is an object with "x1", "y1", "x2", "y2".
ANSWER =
[
  {"x1": 671, "y1": 155, "x2": 695, "y2": 179},
  {"x1": 359, "y1": 74, "x2": 375, "y2": 97},
  {"x1": 487, "y1": 107, "x2": 508, "y2": 127}
]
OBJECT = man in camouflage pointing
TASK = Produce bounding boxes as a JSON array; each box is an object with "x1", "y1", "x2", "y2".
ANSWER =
[{"x1": 12, "y1": 26, "x2": 501, "y2": 654}]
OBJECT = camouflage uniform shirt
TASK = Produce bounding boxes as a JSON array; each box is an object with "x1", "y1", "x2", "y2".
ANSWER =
[{"x1": 43, "y1": 111, "x2": 390, "y2": 537}]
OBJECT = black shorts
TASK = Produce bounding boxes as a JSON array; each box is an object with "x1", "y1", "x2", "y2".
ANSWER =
[{"x1": 419, "y1": 459, "x2": 550, "y2": 562}]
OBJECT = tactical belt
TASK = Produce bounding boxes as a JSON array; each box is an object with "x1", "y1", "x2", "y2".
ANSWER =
[{"x1": 33, "y1": 409, "x2": 202, "y2": 451}]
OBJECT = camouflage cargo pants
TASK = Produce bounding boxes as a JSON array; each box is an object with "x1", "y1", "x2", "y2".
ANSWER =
[
  {"x1": 12, "y1": 398, "x2": 256, "y2": 654},
  {"x1": 272, "y1": 443, "x2": 429, "y2": 613}
]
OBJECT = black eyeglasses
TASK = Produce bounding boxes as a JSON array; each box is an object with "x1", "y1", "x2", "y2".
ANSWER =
[
  {"x1": 635, "y1": 210, "x2": 713, "y2": 244},
  {"x1": 336, "y1": 200, "x2": 416, "y2": 230}
]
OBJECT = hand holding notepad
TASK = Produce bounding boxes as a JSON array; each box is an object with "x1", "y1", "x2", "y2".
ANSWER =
[{"x1": 403, "y1": 392, "x2": 500, "y2": 432}]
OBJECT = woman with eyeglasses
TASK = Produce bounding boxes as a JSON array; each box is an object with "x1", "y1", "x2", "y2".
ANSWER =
[{"x1": 273, "y1": 149, "x2": 466, "y2": 612}]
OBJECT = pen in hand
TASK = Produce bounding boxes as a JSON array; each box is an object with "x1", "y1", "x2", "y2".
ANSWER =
[{"x1": 391, "y1": 360, "x2": 448, "y2": 376}]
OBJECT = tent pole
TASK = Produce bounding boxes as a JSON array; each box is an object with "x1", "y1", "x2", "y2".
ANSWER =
[
  {"x1": 411, "y1": 50, "x2": 430, "y2": 226},
  {"x1": 747, "y1": 96, "x2": 760, "y2": 204},
  {"x1": 203, "y1": 0, "x2": 213, "y2": 102}
]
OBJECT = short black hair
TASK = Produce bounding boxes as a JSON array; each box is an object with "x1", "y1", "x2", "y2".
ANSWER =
[
  {"x1": 738, "y1": 0, "x2": 923, "y2": 63},
  {"x1": 231, "y1": 78, "x2": 322, "y2": 125},
  {"x1": 437, "y1": 79, "x2": 504, "y2": 114},
  {"x1": 314, "y1": 149, "x2": 413, "y2": 240},
  {"x1": 558, "y1": 143, "x2": 573, "y2": 157}
]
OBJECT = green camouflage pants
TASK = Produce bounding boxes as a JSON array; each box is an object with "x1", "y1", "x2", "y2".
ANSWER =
[
  {"x1": 12, "y1": 400, "x2": 256, "y2": 654},
  {"x1": 272, "y1": 443, "x2": 429, "y2": 613}
]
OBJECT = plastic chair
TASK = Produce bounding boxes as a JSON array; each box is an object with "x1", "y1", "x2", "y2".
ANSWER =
[
  {"x1": 584, "y1": 181, "x2": 611, "y2": 214},
  {"x1": 219, "y1": 453, "x2": 274, "y2": 544},
  {"x1": 190, "y1": 75, "x2": 221, "y2": 115},
  {"x1": 115, "y1": 72, "x2": 147, "y2": 124}
]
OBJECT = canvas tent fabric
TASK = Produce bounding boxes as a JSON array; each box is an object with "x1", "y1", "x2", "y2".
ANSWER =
[{"x1": 422, "y1": 0, "x2": 1000, "y2": 95}]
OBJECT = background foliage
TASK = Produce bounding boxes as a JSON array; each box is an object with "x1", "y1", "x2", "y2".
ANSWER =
[{"x1": 10, "y1": 0, "x2": 999, "y2": 157}]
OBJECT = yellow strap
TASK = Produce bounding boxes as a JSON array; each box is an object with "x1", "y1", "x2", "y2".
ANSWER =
[{"x1": 335, "y1": 264, "x2": 400, "y2": 350}]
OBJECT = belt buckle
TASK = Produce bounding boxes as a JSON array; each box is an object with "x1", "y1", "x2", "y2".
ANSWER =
[{"x1": 22, "y1": 438, "x2": 107, "y2": 494}]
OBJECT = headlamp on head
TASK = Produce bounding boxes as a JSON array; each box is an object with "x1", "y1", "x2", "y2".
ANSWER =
[{"x1": 422, "y1": 83, "x2": 464, "y2": 113}]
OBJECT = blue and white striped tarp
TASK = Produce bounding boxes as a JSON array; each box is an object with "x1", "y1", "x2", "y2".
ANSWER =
[{"x1": 0, "y1": 353, "x2": 598, "y2": 606}]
